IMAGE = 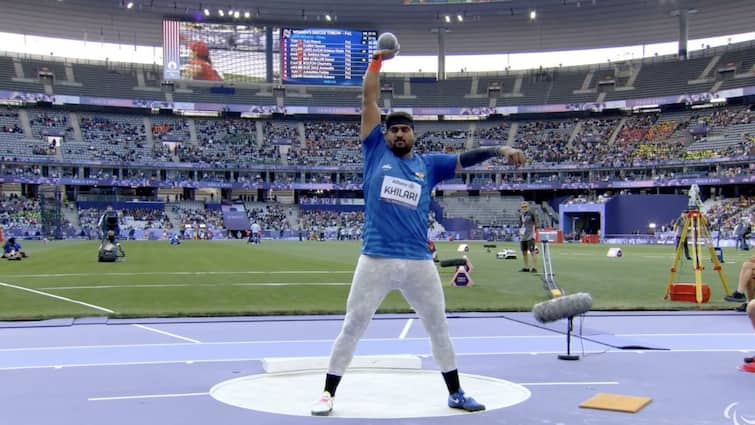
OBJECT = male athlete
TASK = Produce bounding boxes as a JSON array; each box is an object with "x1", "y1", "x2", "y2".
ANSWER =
[
  {"x1": 725, "y1": 254, "x2": 755, "y2": 312},
  {"x1": 729, "y1": 254, "x2": 755, "y2": 372},
  {"x1": 311, "y1": 43, "x2": 526, "y2": 416},
  {"x1": 744, "y1": 256, "x2": 755, "y2": 326},
  {"x1": 519, "y1": 201, "x2": 538, "y2": 272},
  {"x1": 673, "y1": 212, "x2": 691, "y2": 260}
]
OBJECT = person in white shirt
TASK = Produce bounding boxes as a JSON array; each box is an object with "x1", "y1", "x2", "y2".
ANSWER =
[{"x1": 249, "y1": 221, "x2": 261, "y2": 244}]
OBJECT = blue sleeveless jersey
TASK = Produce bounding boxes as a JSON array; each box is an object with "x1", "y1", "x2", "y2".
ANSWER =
[{"x1": 361, "y1": 124, "x2": 457, "y2": 259}]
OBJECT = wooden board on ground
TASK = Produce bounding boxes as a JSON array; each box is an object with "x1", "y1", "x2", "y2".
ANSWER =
[{"x1": 579, "y1": 393, "x2": 652, "y2": 413}]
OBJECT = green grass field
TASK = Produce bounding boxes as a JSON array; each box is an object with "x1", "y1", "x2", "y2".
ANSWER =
[{"x1": 0, "y1": 239, "x2": 749, "y2": 320}]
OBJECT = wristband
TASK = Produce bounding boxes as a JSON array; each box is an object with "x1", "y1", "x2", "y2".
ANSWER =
[{"x1": 368, "y1": 56, "x2": 383, "y2": 73}]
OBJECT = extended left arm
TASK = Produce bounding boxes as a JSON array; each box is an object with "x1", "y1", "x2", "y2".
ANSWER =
[{"x1": 456, "y1": 146, "x2": 525, "y2": 171}]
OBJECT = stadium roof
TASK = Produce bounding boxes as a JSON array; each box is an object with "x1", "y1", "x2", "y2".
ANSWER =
[{"x1": 2, "y1": 0, "x2": 754, "y2": 56}]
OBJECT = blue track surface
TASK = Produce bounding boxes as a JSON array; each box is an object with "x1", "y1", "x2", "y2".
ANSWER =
[{"x1": 1, "y1": 311, "x2": 754, "y2": 424}]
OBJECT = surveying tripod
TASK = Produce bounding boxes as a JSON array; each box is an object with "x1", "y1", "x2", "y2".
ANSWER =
[
  {"x1": 540, "y1": 240, "x2": 564, "y2": 298},
  {"x1": 664, "y1": 208, "x2": 730, "y2": 303}
]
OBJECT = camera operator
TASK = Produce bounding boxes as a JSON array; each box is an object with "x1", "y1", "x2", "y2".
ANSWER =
[
  {"x1": 98, "y1": 206, "x2": 125, "y2": 258},
  {"x1": 98, "y1": 206, "x2": 120, "y2": 239},
  {"x1": 2, "y1": 237, "x2": 27, "y2": 260}
]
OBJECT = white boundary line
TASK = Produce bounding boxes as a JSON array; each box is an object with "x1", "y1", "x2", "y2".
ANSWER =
[
  {"x1": 39, "y1": 284, "x2": 196, "y2": 290},
  {"x1": 618, "y1": 332, "x2": 755, "y2": 337},
  {"x1": 86, "y1": 380, "x2": 619, "y2": 402},
  {"x1": 0, "y1": 348, "x2": 753, "y2": 371},
  {"x1": 0, "y1": 281, "x2": 114, "y2": 313},
  {"x1": 0, "y1": 334, "x2": 567, "y2": 353},
  {"x1": 88, "y1": 392, "x2": 208, "y2": 401},
  {"x1": 0, "y1": 359, "x2": 264, "y2": 371},
  {"x1": 0, "y1": 332, "x2": 751, "y2": 353},
  {"x1": 131, "y1": 324, "x2": 201, "y2": 343},
  {"x1": 37, "y1": 282, "x2": 352, "y2": 290},
  {"x1": 6, "y1": 271, "x2": 354, "y2": 278},
  {"x1": 519, "y1": 381, "x2": 619, "y2": 386},
  {"x1": 398, "y1": 318, "x2": 413, "y2": 339},
  {"x1": 233, "y1": 282, "x2": 350, "y2": 286}
]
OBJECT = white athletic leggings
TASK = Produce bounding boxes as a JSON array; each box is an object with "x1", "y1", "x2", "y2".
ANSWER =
[{"x1": 327, "y1": 255, "x2": 457, "y2": 376}]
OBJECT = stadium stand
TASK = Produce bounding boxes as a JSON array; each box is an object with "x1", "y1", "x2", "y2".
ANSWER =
[
  {"x1": 286, "y1": 87, "x2": 360, "y2": 108},
  {"x1": 0, "y1": 40, "x2": 753, "y2": 243},
  {"x1": 436, "y1": 195, "x2": 525, "y2": 228},
  {"x1": 0, "y1": 57, "x2": 45, "y2": 93},
  {"x1": 22, "y1": 59, "x2": 67, "y2": 84},
  {"x1": 605, "y1": 55, "x2": 713, "y2": 101}
]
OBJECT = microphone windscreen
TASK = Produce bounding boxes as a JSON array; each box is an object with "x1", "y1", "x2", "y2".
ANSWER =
[
  {"x1": 532, "y1": 292, "x2": 593, "y2": 323},
  {"x1": 439, "y1": 258, "x2": 468, "y2": 267}
]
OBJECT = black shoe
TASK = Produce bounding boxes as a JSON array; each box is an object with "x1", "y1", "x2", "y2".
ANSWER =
[
  {"x1": 745, "y1": 357, "x2": 754, "y2": 364},
  {"x1": 736, "y1": 303, "x2": 747, "y2": 312},
  {"x1": 725, "y1": 291, "x2": 746, "y2": 302},
  {"x1": 519, "y1": 268, "x2": 530, "y2": 272},
  {"x1": 530, "y1": 268, "x2": 537, "y2": 273}
]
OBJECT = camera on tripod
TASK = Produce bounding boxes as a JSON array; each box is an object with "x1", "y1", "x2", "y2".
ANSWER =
[
  {"x1": 687, "y1": 184, "x2": 702, "y2": 210},
  {"x1": 98, "y1": 209, "x2": 125, "y2": 262}
]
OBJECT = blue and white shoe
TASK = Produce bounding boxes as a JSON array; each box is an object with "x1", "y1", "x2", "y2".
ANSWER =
[{"x1": 448, "y1": 389, "x2": 486, "y2": 412}]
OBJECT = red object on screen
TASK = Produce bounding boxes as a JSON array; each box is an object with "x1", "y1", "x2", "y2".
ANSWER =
[
  {"x1": 190, "y1": 41, "x2": 209, "y2": 57},
  {"x1": 190, "y1": 58, "x2": 222, "y2": 81}
]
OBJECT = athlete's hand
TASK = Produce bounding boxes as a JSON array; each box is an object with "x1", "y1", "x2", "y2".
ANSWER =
[
  {"x1": 499, "y1": 146, "x2": 525, "y2": 166},
  {"x1": 372, "y1": 48, "x2": 399, "y2": 60}
]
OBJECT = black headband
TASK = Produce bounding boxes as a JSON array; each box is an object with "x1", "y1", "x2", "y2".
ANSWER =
[{"x1": 385, "y1": 114, "x2": 414, "y2": 129}]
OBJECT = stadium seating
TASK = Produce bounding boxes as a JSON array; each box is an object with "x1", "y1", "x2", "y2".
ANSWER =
[
  {"x1": 0, "y1": 48, "x2": 751, "y2": 245},
  {"x1": 0, "y1": 102, "x2": 749, "y2": 170},
  {"x1": 1, "y1": 45, "x2": 754, "y2": 109},
  {"x1": 436, "y1": 195, "x2": 525, "y2": 227}
]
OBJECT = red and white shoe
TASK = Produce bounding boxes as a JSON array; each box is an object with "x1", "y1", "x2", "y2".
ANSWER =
[{"x1": 311, "y1": 391, "x2": 334, "y2": 416}]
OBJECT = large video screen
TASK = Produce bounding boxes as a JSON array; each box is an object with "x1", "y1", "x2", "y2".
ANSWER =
[
  {"x1": 280, "y1": 28, "x2": 378, "y2": 86},
  {"x1": 163, "y1": 20, "x2": 279, "y2": 83}
]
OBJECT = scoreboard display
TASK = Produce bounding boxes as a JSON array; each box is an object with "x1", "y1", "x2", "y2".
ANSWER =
[{"x1": 281, "y1": 28, "x2": 378, "y2": 86}]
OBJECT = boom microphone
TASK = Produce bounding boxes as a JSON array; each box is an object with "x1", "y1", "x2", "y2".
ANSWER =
[
  {"x1": 439, "y1": 258, "x2": 468, "y2": 268},
  {"x1": 532, "y1": 292, "x2": 592, "y2": 323}
]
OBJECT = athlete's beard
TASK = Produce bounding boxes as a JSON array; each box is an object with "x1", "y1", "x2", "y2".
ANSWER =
[
  {"x1": 389, "y1": 140, "x2": 412, "y2": 156},
  {"x1": 390, "y1": 145, "x2": 411, "y2": 156}
]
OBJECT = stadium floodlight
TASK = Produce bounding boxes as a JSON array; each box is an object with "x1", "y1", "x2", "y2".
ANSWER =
[
  {"x1": 325, "y1": 13, "x2": 332, "y2": 21},
  {"x1": 244, "y1": 11, "x2": 250, "y2": 18},
  {"x1": 457, "y1": 14, "x2": 463, "y2": 22},
  {"x1": 529, "y1": 9, "x2": 536, "y2": 20},
  {"x1": 204, "y1": 8, "x2": 210, "y2": 16},
  {"x1": 444, "y1": 14, "x2": 451, "y2": 23},
  {"x1": 234, "y1": 10, "x2": 240, "y2": 18},
  {"x1": 126, "y1": 1, "x2": 134, "y2": 8},
  {"x1": 218, "y1": 9, "x2": 224, "y2": 16}
]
